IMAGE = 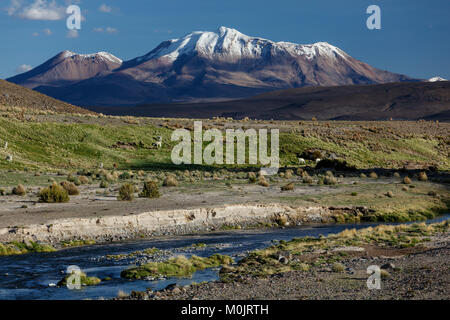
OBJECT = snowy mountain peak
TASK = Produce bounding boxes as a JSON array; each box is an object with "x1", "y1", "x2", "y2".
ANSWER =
[
  {"x1": 139, "y1": 26, "x2": 348, "y2": 63},
  {"x1": 59, "y1": 50, "x2": 122, "y2": 64},
  {"x1": 428, "y1": 76, "x2": 447, "y2": 82}
]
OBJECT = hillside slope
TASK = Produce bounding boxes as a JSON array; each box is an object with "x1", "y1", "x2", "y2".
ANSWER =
[
  {"x1": 89, "y1": 81, "x2": 450, "y2": 121},
  {"x1": 0, "y1": 80, "x2": 94, "y2": 114}
]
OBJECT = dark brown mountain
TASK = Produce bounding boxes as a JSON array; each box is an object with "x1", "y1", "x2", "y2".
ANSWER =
[
  {"x1": 8, "y1": 27, "x2": 416, "y2": 107},
  {"x1": 0, "y1": 79, "x2": 94, "y2": 114},
  {"x1": 89, "y1": 81, "x2": 450, "y2": 121}
]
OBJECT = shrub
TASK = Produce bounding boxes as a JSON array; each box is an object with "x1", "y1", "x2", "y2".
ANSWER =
[
  {"x1": 163, "y1": 176, "x2": 178, "y2": 187},
  {"x1": 140, "y1": 181, "x2": 160, "y2": 198},
  {"x1": 117, "y1": 183, "x2": 134, "y2": 201},
  {"x1": 99, "y1": 180, "x2": 109, "y2": 188},
  {"x1": 119, "y1": 171, "x2": 132, "y2": 180},
  {"x1": 323, "y1": 176, "x2": 337, "y2": 185},
  {"x1": 296, "y1": 167, "x2": 304, "y2": 176},
  {"x1": 427, "y1": 191, "x2": 437, "y2": 196},
  {"x1": 281, "y1": 182, "x2": 294, "y2": 191},
  {"x1": 0, "y1": 188, "x2": 5, "y2": 196},
  {"x1": 351, "y1": 192, "x2": 358, "y2": 196},
  {"x1": 60, "y1": 181, "x2": 79, "y2": 195},
  {"x1": 302, "y1": 175, "x2": 313, "y2": 184},
  {"x1": 385, "y1": 191, "x2": 394, "y2": 198},
  {"x1": 258, "y1": 176, "x2": 270, "y2": 187},
  {"x1": 315, "y1": 159, "x2": 356, "y2": 171},
  {"x1": 360, "y1": 173, "x2": 367, "y2": 178},
  {"x1": 247, "y1": 172, "x2": 257, "y2": 183},
  {"x1": 403, "y1": 177, "x2": 412, "y2": 184},
  {"x1": 401, "y1": 186, "x2": 408, "y2": 191},
  {"x1": 12, "y1": 184, "x2": 26, "y2": 196},
  {"x1": 285, "y1": 169, "x2": 293, "y2": 179},
  {"x1": 79, "y1": 176, "x2": 89, "y2": 184},
  {"x1": 418, "y1": 172, "x2": 428, "y2": 181},
  {"x1": 394, "y1": 172, "x2": 400, "y2": 178},
  {"x1": 39, "y1": 184, "x2": 69, "y2": 203},
  {"x1": 67, "y1": 174, "x2": 81, "y2": 186},
  {"x1": 369, "y1": 172, "x2": 378, "y2": 179},
  {"x1": 332, "y1": 262, "x2": 345, "y2": 273}
]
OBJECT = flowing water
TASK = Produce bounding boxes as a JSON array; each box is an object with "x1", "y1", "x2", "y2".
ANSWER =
[{"x1": 0, "y1": 215, "x2": 447, "y2": 300}]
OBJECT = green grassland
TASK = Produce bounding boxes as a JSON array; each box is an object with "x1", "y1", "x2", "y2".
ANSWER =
[{"x1": 0, "y1": 115, "x2": 448, "y2": 172}]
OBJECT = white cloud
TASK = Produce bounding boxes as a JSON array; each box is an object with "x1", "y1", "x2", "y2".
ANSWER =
[
  {"x1": 16, "y1": 64, "x2": 33, "y2": 74},
  {"x1": 66, "y1": 29, "x2": 79, "y2": 38},
  {"x1": 32, "y1": 31, "x2": 39, "y2": 36},
  {"x1": 99, "y1": 4, "x2": 112, "y2": 13},
  {"x1": 8, "y1": 0, "x2": 65, "y2": 21},
  {"x1": 105, "y1": 27, "x2": 117, "y2": 34},
  {"x1": 93, "y1": 26, "x2": 118, "y2": 34}
]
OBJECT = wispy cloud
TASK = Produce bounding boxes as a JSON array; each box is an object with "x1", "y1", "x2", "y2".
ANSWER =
[
  {"x1": 98, "y1": 3, "x2": 112, "y2": 13},
  {"x1": 93, "y1": 26, "x2": 118, "y2": 34},
  {"x1": 7, "y1": 0, "x2": 65, "y2": 21},
  {"x1": 16, "y1": 64, "x2": 33, "y2": 74}
]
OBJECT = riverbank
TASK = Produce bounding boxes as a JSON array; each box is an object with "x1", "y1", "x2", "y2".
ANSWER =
[
  {"x1": 0, "y1": 171, "x2": 448, "y2": 251},
  {"x1": 121, "y1": 220, "x2": 450, "y2": 300}
]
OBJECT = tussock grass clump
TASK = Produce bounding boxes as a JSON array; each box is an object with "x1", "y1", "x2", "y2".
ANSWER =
[
  {"x1": 284, "y1": 169, "x2": 293, "y2": 179},
  {"x1": 323, "y1": 175, "x2": 337, "y2": 185},
  {"x1": 296, "y1": 167, "x2": 304, "y2": 176},
  {"x1": 57, "y1": 271, "x2": 101, "y2": 287},
  {"x1": 369, "y1": 172, "x2": 378, "y2": 179},
  {"x1": 60, "y1": 181, "x2": 79, "y2": 195},
  {"x1": 418, "y1": 172, "x2": 428, "y2": 181},
  {"x1": 302, "y1": 175, "x2": 313, "y2": 184},
  {"x1": 360, "y1": 173, "x2": 367, "y2": 178},
  {"x1": 332, "y1": 262, "x2": 346, "y2": 273},
  {"x1": 121, "y1": 254, "x2": 233, "y2": 279},
  {"x1": 0, "y1": 241, "x2": 55, "y2": 256},
  {"x1": 117, "y1": 183, "x2": 134, "y2": 201},
  {"x1": 258, "y1": 176, "x2": 270, "y2": 187},
  {"x1": 281, "y1": 182, "x2": 295, "y2": 191},
  {"x1": 394, "y1": 172, "x2": 401, "y2": 178},
  {"x1": 385, "y1": 191, "x2": 394, "y2": 198},
  {"x1": 67, "y1": 174, "x2": 81, "y2": 186},
  {"x1": 12, "y1": 184, "x2": 26, "y2": 196},
  {"x1": 79, "y1": 175, "x2": 89, "y2": 184},
  {"x1": 39, "y1": 184, "x2": 69, "y2": 203},
  {"x1": 140, "y1": 181, "x2": 160, "y2": 198},
  {"x1": 403, "y1": 177, "x2": 412, "y2": 184},
  {"x1": 247, "y1": 172, "x2": 257, "y2": 183},
  {"x1": 0, "y1": 188, "x2": 5, "y2": 196},
  {"x1": 163, "y1": 176, "x2": 178, "y2": 187},
  {"x1": 99, "y1": 180, "x2": 109, "y2": 188},
  {"x1": 119, "y1": 171, "x2": 133, "y2": 180}
]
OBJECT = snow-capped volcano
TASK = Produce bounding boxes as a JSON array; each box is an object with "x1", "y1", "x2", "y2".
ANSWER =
[
  {"x1": 428, "y1": 76, "x2": 447, "y2": 82},
  {"x1": 9, "y1": 26, "x2": 415, "y2": 106},
  {"x1": 8, "y1": 50, "x2": 122, "y2": 89},
  {"x1": 136, "y1": 27, "x2": 347, "y2": 63}
]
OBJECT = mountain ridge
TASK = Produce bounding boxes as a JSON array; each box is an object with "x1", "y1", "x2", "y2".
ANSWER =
[{"x1": 8, "y1": 26, "x2": 418, "y2": 106}]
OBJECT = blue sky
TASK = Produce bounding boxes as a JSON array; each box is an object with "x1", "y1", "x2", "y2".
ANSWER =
[{"x1": 1, "y1": 0, "x2": 449, "y2": 80}]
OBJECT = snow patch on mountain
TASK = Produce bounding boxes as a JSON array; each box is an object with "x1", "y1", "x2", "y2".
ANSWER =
[
  {"x1": 61, "y1": 50, "x2": 122, "y2": 64},
  {"x1": 138, "y1": 26, "x2": 348, "y2": 63},
  {"x1": 428, "y1": 76, "x2": 447, "y2": 82}
]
